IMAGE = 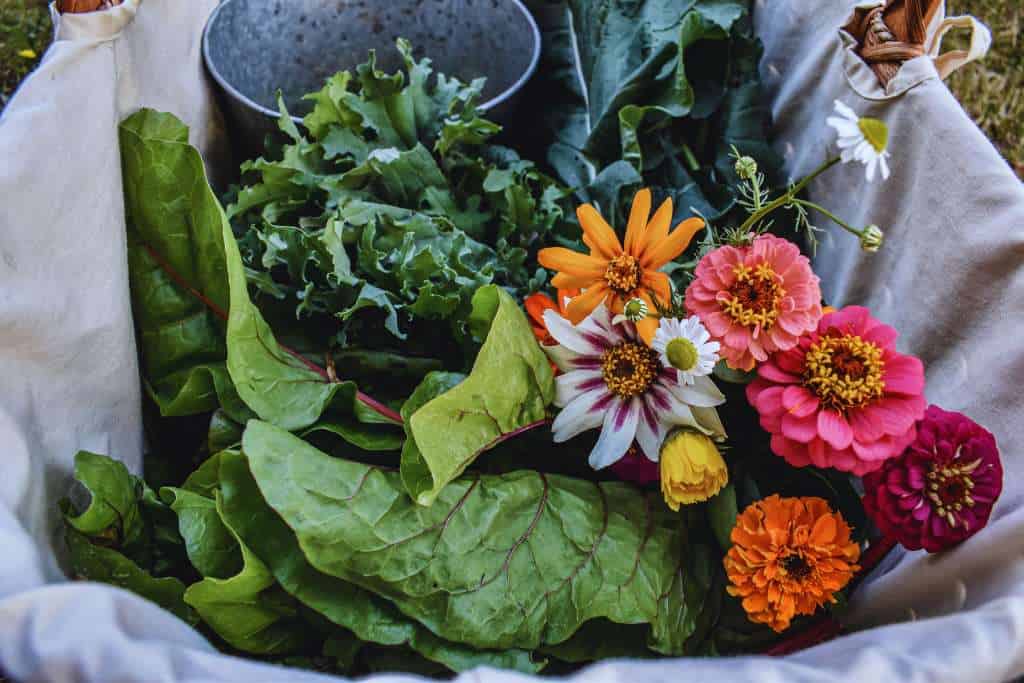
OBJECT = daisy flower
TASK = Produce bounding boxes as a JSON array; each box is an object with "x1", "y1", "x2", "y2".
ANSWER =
[
  {"x1": 651, "y1": 316, "x2": 719, "y2": 386},
  {"x1": 746, "y1": 306, "x2": 927, "y2": 476},
  {"x1": 827, "y1": 100, "x2": 891, "y2": 182},
  {"x1": 538, "y1": 188, "x2": 705, "y2": 343},
  {"x1": 543, "y1": 304, "x2": 725, "y2": 469},
  {"x1": 685, "y1": 234, "x2": 822, "y2": 372}
]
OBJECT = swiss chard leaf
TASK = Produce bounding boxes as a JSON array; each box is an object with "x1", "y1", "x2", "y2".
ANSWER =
[
  {"x1": 65, "y1": 525, "x2": 198, "y2": 625},
  {"x1": 217, "y1": 450, "x2": 544, "y2": 673},
  {"x1": 401, "y1": 286, "x2": 555, "y2": 505},
  {"x1": 120, "y1": 110, "x2": 250, "y2": 422},
  {"x1": 182, "y1": 494, "x2": 308, "y2": 655},
  {"x1": 243, "y1": 420, "x2": 705, "y2": 653}
]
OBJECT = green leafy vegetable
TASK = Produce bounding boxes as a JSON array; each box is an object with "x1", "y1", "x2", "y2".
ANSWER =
[
  {"x1": 243, "y1": 420, "x2": 706, "y2": 653},
  {"x1": 182, "y1": 494, "x2": 308, "y2": 655},
  {"x1": 228, "y1": 39, "x2": 565, "y2": 362},
  {"x1": 217, "y1": 450, "x2": 544, "y2": 673},
  {"x1": 401, "y1": 286, "x2": 555, "y2": 505},
  {"x1": 65, "y1": 525, "x2": 197, "y2": 625},
  {"x1": 120, "y1": 110, "x2": 250, "y2": 422}
]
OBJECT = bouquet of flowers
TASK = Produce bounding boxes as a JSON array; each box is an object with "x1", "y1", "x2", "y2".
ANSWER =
[{"x1": 61, "y1": 1, "x2": 1003, "y2": 675}]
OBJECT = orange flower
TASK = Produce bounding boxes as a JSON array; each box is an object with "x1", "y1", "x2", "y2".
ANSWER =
[
  {"x1": 524, "y1": 289, "x2": 578, "y2": 345},
  {"x1": 724, "y1": 495, "x2": 860, "y2": 633},
  {"x1": 537, "y1": 189, "x2": 704, "y2": 343}
]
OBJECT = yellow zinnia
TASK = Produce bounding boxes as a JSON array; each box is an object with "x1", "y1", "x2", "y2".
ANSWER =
[
  {"x1": 537, "y1": 188, "x2": 705, "y2": 343},
  {"x1": 659, "y1": 429, "x2": 728, "y2": 510}
]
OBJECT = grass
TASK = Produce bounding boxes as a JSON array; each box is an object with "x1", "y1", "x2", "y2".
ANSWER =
[
  {"x1": 0, "y1": 1, "x2": 1020, "y2": 155},
  {"x1": 947, "y1": 0, "x2": 1024, "y2": 177},
  {"x1": 0, "y1": 0, "x2": 49, "y2": 107}
]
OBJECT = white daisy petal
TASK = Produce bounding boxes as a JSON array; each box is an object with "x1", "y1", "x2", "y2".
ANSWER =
[
  {"x1": 692, "y1": 405, "x2": 727, "y2": 441},
  {"x1": 551, "y1": 387, "x2": 612, "y2": 441},
  {"x1": 879, "y1": 153, "x2": 891, "y2": 180},
  {"x1": 589, "y1": 398, "x2": 641, "y2": 469},
  {"x1": 635, "y1": 398, "x2": 669, "y2": 462},
  {"x1": 833, "y1": 99, "x2": 858, "y2": 121},
  {"x1": 543, "y1": 343, "x2": 583, "y2": 373},
  {"x1": 665, "y1": 374, "x2": 725, "y2": 408},
  {"x1": 554, "y1": 369, "x2": 604, "y2": 407}
]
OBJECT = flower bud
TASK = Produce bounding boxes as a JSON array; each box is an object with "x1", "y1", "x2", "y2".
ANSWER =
[
  {"x1": 659, "y1": 429, "x2": 728, "y2": 510},
  {"x1": 734, "y1": 155, "x2": 759, "y2": 181},
  {"x1": 860, "y1": 224, "x2": 884, "y2": 252}
]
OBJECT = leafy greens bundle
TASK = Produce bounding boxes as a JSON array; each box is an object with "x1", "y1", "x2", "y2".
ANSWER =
[{"x1": 61, "y1": 0, "x2": 827, "y2": 676}]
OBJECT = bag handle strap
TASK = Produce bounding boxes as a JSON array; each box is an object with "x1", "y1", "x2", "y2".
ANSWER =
[
  {"x1": 849, "y1": 0, "x2": 990, "y2": 86},
  {"x1": 928, "y1": 14, "x2": 993, "y2": 80}
]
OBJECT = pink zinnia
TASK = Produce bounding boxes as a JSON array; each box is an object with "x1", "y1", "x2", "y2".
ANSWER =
[
  {"x1": 863, "y1": 406, "x2": 1002, "y2": 552},
  {"x1": 746, "y1": 306, "x2": 926, "y2": 476},
  {"x1": 685, "y1": 234, "x2": 822, "y2": 372}
]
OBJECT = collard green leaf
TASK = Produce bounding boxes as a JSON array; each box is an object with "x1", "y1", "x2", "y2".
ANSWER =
[
  {"x1": 217, "y1": 450, "x2": 544, "y2": 673},
  {"x1": 243, "y1": 420, "x2": 702, "y2": 653},
  {"x1": 182, "y1": 494, "x2": 307, "y2": 655},
  {"x1": 402, "y1": 286, "x2": 554, "y2": 505},
  {"x1": 120, "y1": 110, "x2": 249, "y2": 421},
  {"x1": 65, "y1": 524, "x2": 197, "y2": 625}
]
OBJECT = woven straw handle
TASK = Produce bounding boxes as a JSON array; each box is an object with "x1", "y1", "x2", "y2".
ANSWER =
[{"x1": 851, "y1": 0, "x2": 990, "y2": 86}]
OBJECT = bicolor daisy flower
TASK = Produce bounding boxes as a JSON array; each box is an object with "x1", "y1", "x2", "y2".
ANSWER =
[
  {"x1": 827, "y1": 100, "x2": 891, "y2": 182},
  {"x1": 543, "y1": 304, "x2": 726, "y2": 469},
  {"x1": 538, "y1": 189, "x2": 705, "y2": 343}
]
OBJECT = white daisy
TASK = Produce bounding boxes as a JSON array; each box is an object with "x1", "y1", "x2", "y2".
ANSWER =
[
  {"x1": 826, "y1": 100, "x2": 891, "y2": 182},
  {"x1": 543, "y1": 304, "x2": 726, "y2": 470},
  {"x1": 650, "y1": 316, "x2": 720, "y2": 386}
]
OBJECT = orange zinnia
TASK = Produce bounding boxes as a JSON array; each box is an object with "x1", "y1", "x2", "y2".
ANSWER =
[
  {"x1": 724, "y1": 495, "x2": 861, "y2": 633},
  {"x1": 537, "y1": 189, "x2": 705, "y2": 343},
  {"x1": 524, "y1": 289, "x2": 578, "y2": 345}
]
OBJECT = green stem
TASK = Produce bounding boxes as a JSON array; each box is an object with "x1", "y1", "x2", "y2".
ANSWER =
[
  {"x1": 737, "y1": 157, "x2": 840, "y2": 234},
  {"x1": 793, "y1": 199, "x2": 866, "y2": 240}
]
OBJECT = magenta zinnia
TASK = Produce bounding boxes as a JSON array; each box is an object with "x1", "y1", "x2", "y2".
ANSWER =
[
  {"x1": 746, "y1": 306, "x2": 926, "y2": 476},
  {"x1": 862, "y1": 406, "x2": 1003, "y2": 552},
  {"x1": 685, "y1": 234, "x2": 822, "y2": 371}
]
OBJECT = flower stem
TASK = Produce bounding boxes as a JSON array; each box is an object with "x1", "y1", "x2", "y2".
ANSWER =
[
  {"x1": 792, "y1": 199, "x2": 869, "y2": 242},
  {"x1": 737, "y1": 157, "x2": 840, "y2": 235}
]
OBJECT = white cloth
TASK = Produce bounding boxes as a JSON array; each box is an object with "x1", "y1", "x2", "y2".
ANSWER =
[{"x1": 1, "y1": 0, "x2": 1023, "y2": 681}]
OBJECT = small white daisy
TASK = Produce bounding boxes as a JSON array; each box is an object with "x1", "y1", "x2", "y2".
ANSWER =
[
  {"x1": 651, "y1": 316, "x2": 720, "y2": 386},
  {"x1": 543, "y1": 304, "x2": 725, "y2": 470},
  {"x1": 827, "y1": 100, "x2": 891, "y2": 182}
]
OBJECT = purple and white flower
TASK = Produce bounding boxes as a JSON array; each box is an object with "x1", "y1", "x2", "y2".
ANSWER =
[{"x1": 543, "y1": 304, "x2": 726, "y2": 470}]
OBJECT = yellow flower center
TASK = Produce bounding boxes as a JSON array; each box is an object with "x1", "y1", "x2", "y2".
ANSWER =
[
  {"x1": 601, "y1": 342, "x2": 660, "y2": 398},
  {"x1": 604, "y1": 254, "x2": 641, "y2": 295},
  {"x1": 803, "y1": 332, "x2": 885, "y2": 411},
  {"x1": 857, "y1": 117, "x2": 889, "y2": 154},
  {"x1": 721, "y1": 263, "x2": 784, "y2": 329},
  {"x1": 926, "y1": 460, "x2": 980, "y2": 527},
  {"x1": 666, "y1": 338, "x2": 699, "y2": 372}
]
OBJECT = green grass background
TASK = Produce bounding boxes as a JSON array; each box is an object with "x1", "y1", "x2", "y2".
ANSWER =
[{"x1": 0, "y1": 0, "x2": 1020, "y2": 167}]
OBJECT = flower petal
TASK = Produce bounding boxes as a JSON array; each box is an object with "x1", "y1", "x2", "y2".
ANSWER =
[
  {"x1": 538, "y1": 247, "x2": 607, "y2": 278},
  {"x1": 589, "y1": 398, "x2": 641, "y2": 469},
  {"x1": 577, "y1": 204, "x2": 623, "y2": 260},
  {"x1": 640, "y1": 197, "x2": 674, "y2": 252},
  {"x1": 542, "y1": 309, "x2": 604, "y2": 355},
  {"x1": 818, "y1": 409, "x2": 854, "y2": 450},
  {"x1": 622, "y1": 188, "x2": 651, "y2": 257},
  {"x1": 635, "y1": 398, "x2": 669, "y2": 462},
  {"x1": 552, "y1": 386, "x2": 613, "y2": 441},
  {"x1": 666, "y1": 374, "x2": 726, "y2": 408},
  {"x1": 641, "y1": 216, "x2": 705, "y2": 270},
  {"x1": 565, "y1": 284, "x2": 610, "y2": 324}
]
